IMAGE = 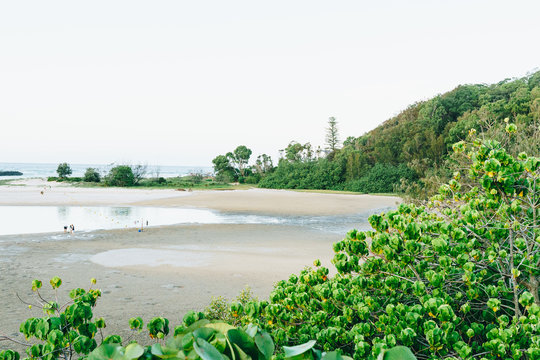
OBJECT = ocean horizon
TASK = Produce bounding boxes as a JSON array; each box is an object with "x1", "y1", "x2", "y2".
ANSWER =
[{"x1": 0, "y1": 162, "x2": 213, "y2": 179}]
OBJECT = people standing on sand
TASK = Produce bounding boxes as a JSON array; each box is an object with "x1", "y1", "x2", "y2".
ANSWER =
[
  {"x1": 64, "y1": 225, "x2": 68, "y2": 233},
  {"x1": 69, "y1": 224, "x2": 75, "y2": 234}
]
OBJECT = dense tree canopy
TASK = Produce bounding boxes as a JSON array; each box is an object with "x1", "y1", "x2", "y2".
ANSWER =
[{"x1": 258, "y1": 71, "x2": 540, "y2": 195}]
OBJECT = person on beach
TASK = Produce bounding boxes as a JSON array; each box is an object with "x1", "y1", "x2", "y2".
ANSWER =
[
  {"x1": 64, "y1": 225, "x2": 68, "y2": 233},
  {"x1": 69, "y1": 224, "x2": 74, "y2": 234}
]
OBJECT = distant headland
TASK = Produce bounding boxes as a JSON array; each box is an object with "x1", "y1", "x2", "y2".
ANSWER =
[{"x1": 0, "y1": 171, "x2": 23, "y2": 176}]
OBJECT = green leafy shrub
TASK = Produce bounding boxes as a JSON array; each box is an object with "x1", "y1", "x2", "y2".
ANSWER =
[
  {"x1": 84, "y1": 168, "x2": 101, "y2": 183},
  {"x1": 47, "y1": 176, "x2": 82, "y2": 183},
  {"x1": 340, "y1": 163, "x2": 417, "y2": 193},
  {"x1": 1, "y1": 279, "x2": 416, "y2": 360},
  {"x1": 0, "y1": 277, "x2": 103, "y2": 360},
  {"x1": 259, "y1": 159, "x2": 344, "y2": 190},
  {"x1": 237, "y1": 134, "x2": 540, "y2": 359},
  {"x1": 205, "y1": 287, "x2": 259, "y2": 325},
  {"x1": 105, "y1": 166, "x2": 135, "y2": 187}
]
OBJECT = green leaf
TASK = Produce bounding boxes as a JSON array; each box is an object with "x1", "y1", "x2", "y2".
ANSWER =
[
  {"x1": 151, "y1": 343, "x2": 164, "y2": 356},
  {"x1": 283, "y1": 340, "x2": 316, "y2": 358},
  {"x1": 205, "y1": 323, "x2": 236, "y2": 336},
  {"x1": 0, "y1": 350, "x2": 20, "y2": 360},
  {"x1": 204, "y1": 323, "x2": 236, "y2": 360},
  {"x1": 377, "y1": 346, "x2": 416, "y2": 360},
  {"x1": 125, "y1": 344, "x2": 144, "y2": 360},
  {"x1": 129, "y1": 317, "x2": 144, "y2": 331},
  {"x1": 227, "y1": 329, "x2": 256, "y2": 358},
  {"x1": 193, "y1": 327, "x2": 216, "y2": 341},
  {"x1": 31, "y1": 280, "x2": 42, "y2": 292},
  {"x1": 103, "y1": 335, "x2": 122, "y2": 344},
  {"x1": 193, "y1": 338, "x2": 225, "y2": 360},
  {"x1": 88, "y1": 344, "x2": 124, "y2": 360},
  {"x1": 232, "y1": 344, "x2": 251, "y2": 360},
  {"x1": 254, "y1": 331, "x2": 274, "y2": 359},
  {"x1": 245, "y1": 324, "x2": 258, "y2": 338},
  {"x1": 321, "y1": 352, "x2": 342, "y2": 360},
  {"x1": 50, "y1": 276, "x2": 62, "y2": 289}
]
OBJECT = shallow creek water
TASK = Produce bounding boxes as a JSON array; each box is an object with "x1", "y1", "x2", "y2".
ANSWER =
[{"x1": 0, "y1": 205, "x2": 391, "y2": 237}]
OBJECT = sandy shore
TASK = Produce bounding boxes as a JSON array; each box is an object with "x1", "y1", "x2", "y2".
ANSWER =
[
  {"x1": 0, "y1": 179, "x2": 400, "y2": 350},
  {"x1": 0, "y1": 178, "x2": 400, "y2": 215}
]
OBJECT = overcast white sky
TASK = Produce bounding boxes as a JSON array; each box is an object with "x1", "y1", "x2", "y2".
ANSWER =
[{"x1": 1, "y1": 1, "x2": 539, "y2": 166}]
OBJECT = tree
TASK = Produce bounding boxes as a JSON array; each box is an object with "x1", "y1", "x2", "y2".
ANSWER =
[
  {"x1": 106, "y1": 165, "x2": 135, "y2": 187},
  {"x1": 282, "y1": 142, "x2": 314, "y2": 162},
  {"x1": 212, "y1": 154, "x2": 237, "y2": 182},
  {"x1": 226, "y1": 145, "x2": 252, "y2": 177},
  {"x1": 325, "y1": 117, "x2": 340, "y2": 152},
  {"x1": 83, "y1": 168, "x2": 101, "y2": 182},
  {"x1": 254, "y1": 154, "x2": 274, "y2": 175},
  {"x1": 56, "y1": 163, "x2": 72, "y2": 178},
  {"x1": 132, "y1": 164, "x2": 147, "y2": 185}
]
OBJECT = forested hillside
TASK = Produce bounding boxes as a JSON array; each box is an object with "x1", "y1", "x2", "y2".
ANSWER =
[{"x1": 256, "y1": 71, "x2": 540, "y2": 197}]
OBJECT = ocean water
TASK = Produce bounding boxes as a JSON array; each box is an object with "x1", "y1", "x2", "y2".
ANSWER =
[
  {"x1": 0, "y1": 162, "x2": 212, "y2": 179},
  {"x1": 0, "y1": 205, "x2": 387, "y2": 237}
]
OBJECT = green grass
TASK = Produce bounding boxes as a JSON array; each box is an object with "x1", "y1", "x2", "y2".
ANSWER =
[
  {"x1": 290, "y1": 189, "x2": 399, "y2": 196},
  {"x1": 55, "y1": 178, "x2": 256, "y2": 191},
  {"x1": 0, "y1": 179, "x2": 25, "y2": 186}
]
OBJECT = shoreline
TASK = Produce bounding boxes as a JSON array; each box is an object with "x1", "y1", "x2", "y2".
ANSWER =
[{"x1": 0, "y1": 178, "x2": 401, "y2": 216}]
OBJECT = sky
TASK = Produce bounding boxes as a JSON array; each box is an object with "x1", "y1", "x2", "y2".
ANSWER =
[{"x1": 1, "y1": 1, "x2": 539, "y2": 167}]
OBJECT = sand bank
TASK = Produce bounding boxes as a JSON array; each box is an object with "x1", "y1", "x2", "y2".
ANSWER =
[{"x1": 0, "y1": 179, "x2": 400, "y2": 216}]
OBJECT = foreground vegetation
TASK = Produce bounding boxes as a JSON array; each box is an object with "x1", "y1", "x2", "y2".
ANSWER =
[
  {"x1": 244, "y1": 133, "x2": 540, "y2": 359},
  {"x1": 0, "y1": 278, "x2": 414, "y2": 360}
]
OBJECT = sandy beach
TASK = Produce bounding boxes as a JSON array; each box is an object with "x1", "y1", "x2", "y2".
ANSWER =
[
  {"x1": 0, "y1": 179, "x2": 399, "y2": 215},
  {"x1": 0, "y1": 179, "x2": 400, "y2": 350}
]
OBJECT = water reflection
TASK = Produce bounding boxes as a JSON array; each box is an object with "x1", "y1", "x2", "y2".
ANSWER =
[
  {"x1": 57, "y1": 206, "x2": 70, "y2": 219},
  {"x1": 0, "y1": 205, "x2": 389, "y2": 237},
  {"x1": 111, "y1": 207, "x2": 131, "y2": 217}
]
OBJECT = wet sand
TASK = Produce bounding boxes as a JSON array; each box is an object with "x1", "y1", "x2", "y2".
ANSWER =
[{"x1": 0, "y1": 224, "x2": 340, "y2": 349}]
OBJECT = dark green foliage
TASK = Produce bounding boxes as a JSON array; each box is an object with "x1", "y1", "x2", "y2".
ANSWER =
[
  {"x1": 47, "y1": 176, "x2": 83, "y2": 183},
  {"x1": 259, "y1": 71, "x2": 539, "y2": 195},
  {"x1": 105, "y1": 166, "x2": 135, "y2": 187},
  {"x1": 227, "y1": 145, "x2": 252, "y2": 178},
  {"x1": 326, "y1": 117, "x2": 340, "y2": 152},
  {"x1": 212, "y1": 154, "x2": 238, "y2": 183},
  {"x1": 344, "y1": 72, "x2": 540, "y2": 198},
  {"x1": 259, "y1": 158, "x2": 343, "y2": 190},
  {"x1": 0, "y1": 171, "x2": 23, "y2": 176},
  {"x1": 340, "y1": 164, "x2": 416, "y2": 193},
  {"x1": 56, "y1": 163, "x2": 72, "y2": 178},
  {"x1": 84, "y1": 168, "x2": 101, "y2": 183}
]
